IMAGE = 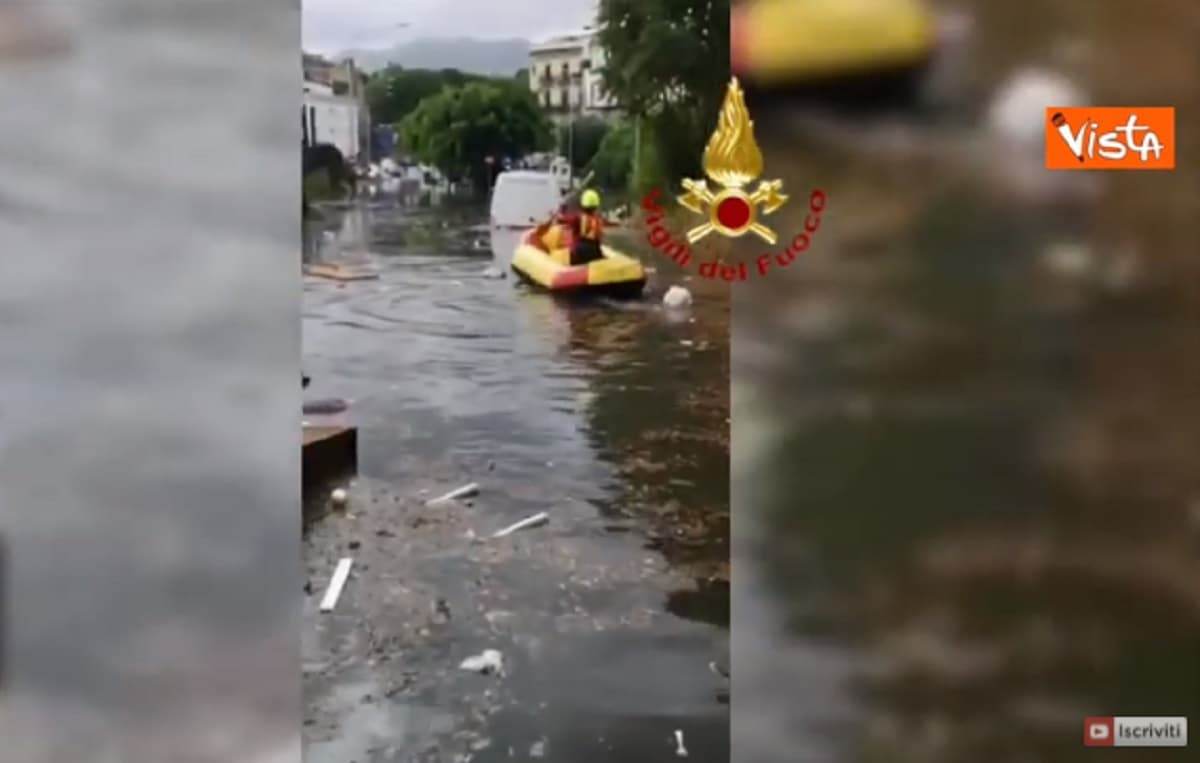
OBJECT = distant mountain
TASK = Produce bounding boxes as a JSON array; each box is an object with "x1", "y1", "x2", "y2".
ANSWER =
[{"x1": 342, "y1": 37, "x2": 531, "y2": 76}]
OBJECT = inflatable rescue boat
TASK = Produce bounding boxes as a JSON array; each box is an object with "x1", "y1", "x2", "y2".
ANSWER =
[
  {"x1": 511, "y1": 226, "x2": 646, "y2": 299},
  {"x1": 732, "y1": 0, "x2": 937, "y2": 102}
]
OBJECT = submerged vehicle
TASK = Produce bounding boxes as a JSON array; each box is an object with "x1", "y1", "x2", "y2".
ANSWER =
[
  {"x1": 510, "y1": 226, "x2": 646, "y2": 299},
  {"x1": 489, "y1": 170, "x2": 562, "y2": 230},
  {"x1": 732, "y1": 0, "x2": 938, "y2": 102}
]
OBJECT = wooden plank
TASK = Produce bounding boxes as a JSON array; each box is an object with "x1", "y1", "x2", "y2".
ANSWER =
[
  {"x1": 319, "y1": 557, "x2": 353, "y2": 612},
  {"x1": 303, "y1": 263, "x2": 379, "y2": 281},
  {"x1": 426, "y1": 482, "x2": 479, "y2": 505},
  {"x1": 492, "y1": 511, "x2": 549, "y2": 538},
  {"x1": 303, "y1": 425, "x2": 352, "y2": 448}
]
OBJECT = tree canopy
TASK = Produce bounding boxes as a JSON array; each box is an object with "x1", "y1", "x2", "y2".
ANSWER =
[
  {"x1": 398, "y1": 81, "x2": 552, "y2": 192},
  {"x1": 365, "y1": 66, "x2": 485, "y2": 125},
  {"x1": 596, "y1": 0, "x2": 729, "y2": 183},
  {"x1": 586, "y1": 122, "x2": 635, "y2": 190},
  {"x1": 559, "y1": 116, "x2": 610, "y2": 171}
]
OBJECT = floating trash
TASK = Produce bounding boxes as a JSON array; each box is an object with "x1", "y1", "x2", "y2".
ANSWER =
[{"x1": 459, "y1": 649, "x2": 503, "y2": 675}]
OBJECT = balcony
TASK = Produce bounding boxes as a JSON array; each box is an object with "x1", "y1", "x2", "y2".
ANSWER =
[{"x1": 538, "y1": 74, "x2": 576, "y2": 87}]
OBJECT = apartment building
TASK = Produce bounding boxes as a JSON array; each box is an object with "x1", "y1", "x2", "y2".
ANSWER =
[
  {"x1": 302, "y1": 53, "x2": 372, "y2": 162},
  {"x1": 302, "y1": 79, "x2": 362, "y2": 162},
  {"x1": 528, "y1": 28, "x2": 619, "y2": 123}
]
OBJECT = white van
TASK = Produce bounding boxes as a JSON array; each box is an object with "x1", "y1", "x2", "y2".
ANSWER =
[
  {"x1": 489, "y1": 170, "x2": 563, "y2": 230},
  {"x1": 549, "y1": 156, "x2": 573, "y2": 192}
]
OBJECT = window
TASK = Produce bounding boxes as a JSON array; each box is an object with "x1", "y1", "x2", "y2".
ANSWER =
[
  {"x1": 581, "y1": 59, "x2": 590, "y2": 70},
  {"x1": 560, "y1": 88, "x2": 569, "y2": 107},
  {"x1": 543, "y1": 64, "x2": 551, "y2": 78}
]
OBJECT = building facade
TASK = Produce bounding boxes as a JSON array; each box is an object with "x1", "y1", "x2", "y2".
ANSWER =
[
  {"x1": 302, "y1": 53, "x2": 371, "y2": 163},
  {"x1": 302, "y1": 80, "x2": 361, "y2": 162},
  {"x1": 528, "y1": 28, "x2": 619, "y2": 123}
]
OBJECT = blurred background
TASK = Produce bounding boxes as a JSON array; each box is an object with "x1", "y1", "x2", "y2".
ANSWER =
[
  {"x1": 732, "y1": 0, "x2": 1198, "y2": 761},
  {"x1": 0, "y1": 2, "x2": 299, "y2": 760}
]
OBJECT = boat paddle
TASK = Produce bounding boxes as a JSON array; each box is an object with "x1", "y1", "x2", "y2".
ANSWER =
[{"x1": 529, "y1": 170, "x2": 596, "y2": 229}]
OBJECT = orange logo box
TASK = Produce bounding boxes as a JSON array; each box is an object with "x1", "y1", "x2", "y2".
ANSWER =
[{"x1": 1045, "y1": 107, "x2": 1175, "y2": 170}]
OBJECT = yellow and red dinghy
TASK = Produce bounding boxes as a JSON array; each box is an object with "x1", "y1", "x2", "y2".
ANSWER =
[
  {"x1": 510, "y1": 226, "x2": 646, "y2": 298},
  {"x1": 732, "y1": 0, "x2": 936, "y2": 96}
]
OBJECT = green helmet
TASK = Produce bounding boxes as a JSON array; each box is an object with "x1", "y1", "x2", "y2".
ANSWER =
[{"x1": 580, "y1": 189, "x2": 600, "y2": 209}]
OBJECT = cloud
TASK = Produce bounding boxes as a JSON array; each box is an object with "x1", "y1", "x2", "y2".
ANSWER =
[{"x1": 302, "y1": 0, "x2": 596, "y2": 52}]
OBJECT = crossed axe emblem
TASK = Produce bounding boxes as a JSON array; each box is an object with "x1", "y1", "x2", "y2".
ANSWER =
[{"x1": 677, "y1": 178, "x2": 788, "y2": 245}]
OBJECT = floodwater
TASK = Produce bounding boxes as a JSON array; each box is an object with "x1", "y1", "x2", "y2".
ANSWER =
[
  {"x1": 732, "y1": 2, "x2": 1200, "y2": 761},
  {"x1": 302, "y1": 201, "x2": 730, "y2": 761}
]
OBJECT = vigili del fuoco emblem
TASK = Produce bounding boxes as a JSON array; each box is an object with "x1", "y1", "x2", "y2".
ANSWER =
[{"x1": 677, "y1": 77, "x2": 787, "y2": 244}]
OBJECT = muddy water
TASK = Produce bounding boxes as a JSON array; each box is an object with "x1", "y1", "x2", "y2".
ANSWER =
[
  {"x1": 302, "y1": 203, "x2": 729, "y2": 761},
  {"x1": 733, "y1": 2, "x2": 1200, "y2": 761}
]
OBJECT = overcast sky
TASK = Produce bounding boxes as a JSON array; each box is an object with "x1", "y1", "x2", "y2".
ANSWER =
[{"x1": 302, "y1": 0, "x2": 598, "y2": 53}]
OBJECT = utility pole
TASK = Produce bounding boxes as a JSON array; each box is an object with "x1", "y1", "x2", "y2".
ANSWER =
[
  {"x1": 568, "y1": 116, "x2": 575, "y2": 188},
  {"x1": 632, "y1": 115, "x2": 641, "y2": 190}
]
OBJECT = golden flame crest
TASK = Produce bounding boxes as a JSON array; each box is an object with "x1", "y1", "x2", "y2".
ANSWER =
[
  {"x1": 703, "y1": 78, "x2": 762, "y2": 188},
  {"x1": 677, "y1": 78, "x2": 787, "y2": 243}
]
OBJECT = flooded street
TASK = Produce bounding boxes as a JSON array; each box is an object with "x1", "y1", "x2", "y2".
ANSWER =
[
  {"x1": 302, "y1": 203, "x2": 729, "y2": 761},
  {"x1": 732, "y1": 2, "x2": 1200, "y2": 760}
]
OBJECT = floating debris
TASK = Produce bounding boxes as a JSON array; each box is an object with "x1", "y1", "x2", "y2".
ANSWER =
[
  {"x1": 987, "y1": 68, "x2": 1085, "y2": 152},
  {"x1": 319, "y1": 558, "x2": 353, "y2": 612},
  {"x1": 673, "y1": 729, "x2": 688, "y2": 757},
  {"x1": 428, "y1": 482, "x2": 479, "y2": 504},
  {"x1": 432, "y1": 597, "x2": 451, "y2": 624},
  {"x1": 304, "y1": 262, "x2": 380, "y2": 281},
  {"x1": 303, "y1": 397, "x2": 349, "y2": 414},
  {"x1": 492, "y1": 512, "x2": 549, "y2": 538},
  {"x1": 662, "y1": 285, "x2": 693, "y2": 308},
  {"x1": 1043, "y1": 242, "x2": 1094, "y2": 278},
  {"x1": 459, "y1": 649, "x2": 503, "y2": 674},
  {"x1": 330, "y1": 488, "x2": 348, "y2": 507}
]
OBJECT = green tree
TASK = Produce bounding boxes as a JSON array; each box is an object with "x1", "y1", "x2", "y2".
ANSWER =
[
  {"x1": 365, "y1": 66, "x2": 484, "y2": 125},
  {"x1": 399, "y1": 81, "x2": 553, "y2": 193},
  {"x1": 586, "y1": 122, "x2": 634, "y2": 190},
  {"x1": 596, "y1": 0, "x2": 729, "y2": 184},
  {"x1": 558, "y1": 116, "x2": 610, "y2": 171}
]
